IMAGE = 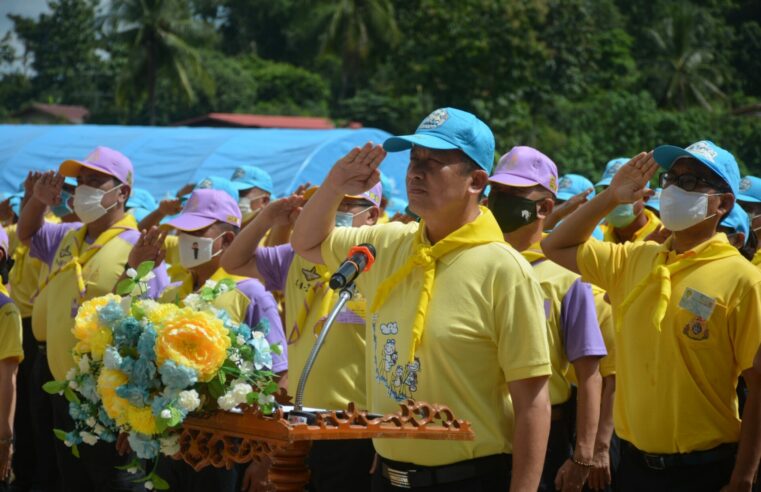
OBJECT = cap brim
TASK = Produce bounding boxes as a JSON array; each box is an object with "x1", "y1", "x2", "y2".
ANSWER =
[
  {"x1": 164, "y1": 213, "x2": 216, "y2": 232},
  {"x1": 230, "y1": 181, "x2": 252, "y2": 191},
  {"x1": 60, "y1": 159, "x2": 116, "y2": 180},
  {"x1": 383, "y1": 134, "x2": 459, "y2": 153},
  {"x1": 595, "y1": 178, "x2": 612, "y2": 187},
  {"x1": 556, "y1": 192, "x2": 574, "y2": 201},
  {"x1": 488, "y1": 173, "x2": 545, "y2": 188},
  {"x1": 737, "y1": 194, "x2": 761, "y2": 203}
]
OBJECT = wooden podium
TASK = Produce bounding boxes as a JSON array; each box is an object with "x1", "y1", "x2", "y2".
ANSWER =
[{"x1": 178, "y1": 394, "x2": 475, "y2": 491}]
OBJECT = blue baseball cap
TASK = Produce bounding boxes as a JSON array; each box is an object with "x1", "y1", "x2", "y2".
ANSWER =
[
  {"x1": 380, "y1": 172, "x2": 394, "y2": 200},
  {"x1": 737, "y1": 176, "x2": 761, "y2": 203},
  {"x1": 126, "y1": 188, "x2": 158, "y2": 223},
  {"x1": 386, "y1": 196, "x2": 408, "y2": 216},
  {"x1": 383, "y1": 107, "x2": 496, "y2": 173},
  {"x1": 646, "y1": 187, "x2": 663, "y2": 213},
  {"x1": 230, "y1": 165, "x2": 274, "y2": 195},
  {"x1": 8, "y1": 192, "x2": 22, "y2": 217},
  {"x1": 720, "y1": 204, "x2": 750, "y2": 245},
  {"x1": 653, "y1": 140, "x2": 740, "y2": 195},
  {"x1": 64, "y1": 177, "x2": 78, "y2": 187},
  {"x1": 557, "y1": 174, "x2": 596, "y2": 201},
  {"x1": 196, "y1": 176, "x2": 238, "y2": 202},
  {"x1": 595, "y1": 157, "x2": 630, "y2": 187}
]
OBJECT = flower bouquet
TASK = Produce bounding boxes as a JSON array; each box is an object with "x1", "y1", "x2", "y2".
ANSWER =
[{"x1": 43, "y1": 262, "x2": 282, "y2": 490}]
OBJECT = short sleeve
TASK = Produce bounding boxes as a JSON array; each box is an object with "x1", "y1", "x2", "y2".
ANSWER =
[
  {"x1": 255, "y1": 245, "x2": 295, "y2": 292},
  {"x1": 495, "y1": 261, "x2": 552, "y2": 382},
  {"x1": 0, "y1": 302, "x2": 23, "y2": 362},
  {"x1": 30, "y1": 222, "x2": 80, "y2": 267},
  {"x1": 576, "y1": 238, "x2": 633, "y2": 292},
  {"x1": 320, "y1": 226, "x2": 379, "y2": 272},
  {"x1": 594, "y1": 291, "x2": 616, "y2": 377},
  {"x1": 238, "y1": 279, "x2": 288, "y2": 374},
  {"x1": 729, "y1": 282, "x2": 761, "y2": 372},
  {"x1": 561, "y1": 279, "x2": 607, "y2": 362}
]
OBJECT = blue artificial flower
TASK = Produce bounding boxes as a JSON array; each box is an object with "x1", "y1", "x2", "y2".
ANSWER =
[
  {"x1": 137, "y1": 327, "x2": 157, "y2": 361},
  {"x1": 103, "y1": 347, "x2": 123, "y2": 370},
  {"x1": 158, "y1": 360, "x2": 197, "y2": 390},
  {"x1": 150, "y1": 393, "x2": 176, "y2": 418},
  {"x1": 98, "y1": 300, "x2": 125, "y2": 326},
  {"x1": 112, "y1": 317, "x2": 142, "y2": 349},
  {"x1": 69, "y1": 402, "x2": 86, "y2": 421},
  {"x1": 98, "y1": 429, "x2": 116, "y2": 443},
  {"x1": 253, "y1": 318, "x2": 270, "y2": 337},
  {"x1": 131, "y1": 358, "x2": 157, "y2": 389},
  {"x1": 116, "y1": 384, "x2": 149, "y2": 407},
  {"x1": 120, "y1": 356, "x2": 135, "y2": 377},
  {"x1": 233, "y1": 323, "x2": 252, "y2": 342},
  {"x1": 250, "y1": 336, "x2": 273, "y2": 370},
  {"x1": 98, "y1": 408, "x2": 116, "y2": 428},
  {"x1": 127, "y1": 433, "x2": 160, "y2": 460},
  {"x1": 65, "y1": 431, "x2": 83, "y2": 446},
  {"x1": 78, "y1": 374, "x2": 99, "y2": 403}
]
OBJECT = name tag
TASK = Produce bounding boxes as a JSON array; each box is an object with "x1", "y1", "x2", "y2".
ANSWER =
[{"x1": 679, "y1": 288, "x2": 716, "y2": 321}]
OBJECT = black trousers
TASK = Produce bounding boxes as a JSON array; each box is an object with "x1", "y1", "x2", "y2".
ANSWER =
[
  {"x1": 371, "y1": 454, "x2": 512, "y2": 492},
  {"x1": 307, "y1": 439, "x2": 375, "y2": 492},
  {"x1": 51, "y1": 392, "x2": 143, "y2": 492},
  {"x1": 157, "y1": 456, "x2": 237, "y2": 492},
  {"x1": 617, "y1": 441, "x2": 735, "y2": 492},
  {"x1": 27, "y1": 346, "x2": 59, "y2": 492},
  {"x1": 9, "y1": 318, "x2": 37, "y2": 492}
]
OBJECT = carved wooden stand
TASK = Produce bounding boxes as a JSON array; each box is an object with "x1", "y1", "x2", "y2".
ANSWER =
[{"x1": 178, "y1": 398, "x2": 475, "y2": 491}]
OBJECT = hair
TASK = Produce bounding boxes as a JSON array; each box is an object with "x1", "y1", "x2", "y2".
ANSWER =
[
  {"x1": 214, "y1": 222, "x2": 241, "y2": 235},
  {"x1": 740, "y1": 229, "x2": 759, "y2": 262},
  {"x1": 457, "y1": 154, "x2": 481, "y2": 176}
]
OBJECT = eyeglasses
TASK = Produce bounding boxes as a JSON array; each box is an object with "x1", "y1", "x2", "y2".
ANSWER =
[{"x1": 658, "y1": 172, "x2": 730, "y2": 192}]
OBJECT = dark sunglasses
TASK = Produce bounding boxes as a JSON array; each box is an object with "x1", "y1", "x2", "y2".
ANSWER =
[{"x1": 659, "y1": 172, "x2": 730, "y2": 193}]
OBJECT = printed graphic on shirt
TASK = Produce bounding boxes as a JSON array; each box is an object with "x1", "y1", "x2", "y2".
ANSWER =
[
  {"x1": 55, "y1": 244, "x2": 73, "y2": 269},
  {"x1": 372, "y1": 315, "x2": 422, "y2": 402}
]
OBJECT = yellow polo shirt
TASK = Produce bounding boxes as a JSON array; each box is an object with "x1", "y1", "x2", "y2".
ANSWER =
[
  {"x1": 255, "y1": 245, "x2": 367, "y2": 410},
  {"x1": 576, "y1": 233, "x2": 761, "y2": 453},
  {"x1": 0, "y1": 287, "x2": 23, "y2": 362},
  {"x1": 6, "y1": 224, "x2": 48, "y2": 319},
  {"x1": 322, "y1": 221, "x2": 551, "y2": 466},
  {"x1": 602, "y1": 208, "x2": 662, "y2": 243},
  {"x1": 752, "y1": 249, "x2": 761, "y2": 267},
  {"x1": 592, "y1": 286, "x2": 615, "y2": 378}
]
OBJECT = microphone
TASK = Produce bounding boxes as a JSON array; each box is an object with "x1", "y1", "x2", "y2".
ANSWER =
[{"x1": 329, "y1": 243, "x2": 376, "y2": 290}]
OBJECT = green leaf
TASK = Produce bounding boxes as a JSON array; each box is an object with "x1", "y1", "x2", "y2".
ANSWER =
[
  {"x1": 43, "y1": 380, "x2": 68, "y2": 395},
  {"x1": 270, "y1": 343, "x2": 282, "y2": 355},
  {"x1": 263, "y1": 381, "x2": 278, "y2": 394},
  {"x1": 72, "y1": 444, "x2": 80, "y2": 458},
  {"x1": 207, "y1": 377, "x2": 225, "y2": 399},
  {"x1": 150, "y1": 473, "x2": 170, "y2": 490},
  {"x1": 64, "y1": 387, "x2": 81, "y2": 404},
  {"x1": 136, "y1": 260, "x2": 156, "y2": 278},
  {"x1": 53, "y1": 428, "x2": 68, "y2": 442},
  {"x1": 115, "y1": 457, "x2": 142, "y2": 471},
  {"x1": 218, "y1": 371, "x2": 226, "y2": 385},
  {"x1": 154, "y1": 417, "x2": 168, "y2": 434},
  {"x1": 246, "y1": 392, "x2": 257, "y2": 405},
  {"x1": 168, "y1": 407, "x2": 184, "y2": 427},
  {"x1": 200, "y1": 289, "x2": 215, "y2": 302},
  {"x1": 116, "y1": 278, "x2": 137, "y2": 296},
  {"x1": 216, "y1": 278, "x2": 236, "y2": 293}
]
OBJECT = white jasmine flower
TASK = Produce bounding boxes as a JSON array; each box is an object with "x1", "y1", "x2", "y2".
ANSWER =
[
  {"x1": 232, "y1": 383, "x2": 253, "y2": 402},
  {"x1": 217, "y1": 283, "x2": 229, "y2": 293},
  {"x1": 178, "y1": 390, "x2": 200, "y2": 412},
  {"x1": 145, "y1": 480, "x2": 154, "y2": 490},
  {"x1": 160, "y1": 409, "x2": 172, "y2": 419},
  {"x1": 85, "y1": 417, "x2": 97, "y2": 427},
  {"x1": 69, "y1": 381, "x2": 78, "y2": 390},
  {"x1": 258, "y1": 393, "x2": 275, "y2": 406},
  {"x1": 78, "y1": 355, "x2": 91, "y2": 373},
  {"x1": 127, "y1": 467, "x2": 138, "y2": 474},
  {"x1": 64, "y1": 440, "x2": 73, "y2": 448},
  {"x1": 94, "y1": 424, "x2": 105, "y2": 435},
  {"x1": 159, "y1": 434, "x2": 180, "y2": 456},
  {"x1": 126, "y1": 268, "x2": 138, "y2": 279},
  {"x1": 204, "y1": 280, "x2": 217, "y2": 289},
  {"x1": 236, "y1": 335, "x2": 245, "y2": 346},
  {"x1": 66, "y1": 368, "x2": 77, "y2": 381},
  {"x1": 217, "y1": 394, "x2": 237, "y2": 411},
  {"x1": 238, "y1": 361, "x2": 254, "y2": 375},
  {"x1": 79, "y1": 431, "x2": 98, "y2": 446}
]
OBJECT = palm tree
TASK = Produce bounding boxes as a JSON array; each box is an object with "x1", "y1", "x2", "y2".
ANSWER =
[
  {"x1": 644, "y1": 3, "x2": 725, "y2": 111},
  {"x1": 314, "y1": 0, "x2": 399, "y2": 97},
  {"x1": 110, "y1": 0, "x2": 214, "y2": 124}
]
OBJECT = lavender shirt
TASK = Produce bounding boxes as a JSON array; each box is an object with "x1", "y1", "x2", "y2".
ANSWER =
[
  {"x1": 560, "y1": 278, "x2": 607, "y2": 362},
  {"x1": 235, "y1": 278, "x2": 288, "y2": 373},
  {"x1": 30, "y1": 221, "x2": 169, "y2": 299},
  {"x1": 255, "y1": 244, "x2": 295, "y2": 292}
]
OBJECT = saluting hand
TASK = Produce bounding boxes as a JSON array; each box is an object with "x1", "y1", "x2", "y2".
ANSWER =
[
  {"x1": 24, "y1": 170, "x2": 43, "y2": 199},
  {"x1": 607, "y1": 152, "x2": 658, "y2": 205},
  {"x1": 128, "y1": 226, "x2": 168, "y2": 268},
  {"x1": 158, "y1": 198, "x2": 183, "y2": 216},
  {"x1": 33, "y1": 171, "x2": 65, "y2": 207},
  {"x1": 262, "y1": 195, "x2": 306, "y2": 227},
  {"x1": 324, "y1": 142, "x2": 386, "y2": 197},
  {"x1": 545, "y1": 187, "x2": 595, "y2": 230}
]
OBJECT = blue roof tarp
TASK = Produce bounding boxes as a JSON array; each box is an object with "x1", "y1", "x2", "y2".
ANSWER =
[{"x1": 0, "y1": 125, "x2": 409, "y2": 201}]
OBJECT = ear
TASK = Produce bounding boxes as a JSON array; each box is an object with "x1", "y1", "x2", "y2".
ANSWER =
[
  {"x1": 718, "y1": 193, "x2": 735, "y2": 217},
  {"x1": 261, "y1": 195, "x2": 271, "y2": 206},
  {"x1": 469, "y1": 170, "x2": 489, "y2": 196},
  {"x1": 365, "y1": 206, "x2": 380, "y2": 225},
  {"x1": 119, "y1": 185, "x2": 131, "y2": 204},
  {"x1": 221, "y1": 230, "x2": 236, "y2": 247},
  {"x1": 536, "y1": 197, "x2": 555, "y2": 219}
]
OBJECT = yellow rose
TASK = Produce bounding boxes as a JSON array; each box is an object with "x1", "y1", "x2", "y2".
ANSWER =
[
  {"x1": 72, "y1": 294, "x2": 121, "y2": 359},
  {"x1": 136, "y1": 300, "x2": 180, "y2": 326},
  {"x1": 97, "y1": 368, "x2": 130, "y2": 426},
  {"x1": 155, "y1": 308, "x2": 230, "y2": 382},
  {"x1": 126, "y1": 404, "x2": 158, "y2": 435}
]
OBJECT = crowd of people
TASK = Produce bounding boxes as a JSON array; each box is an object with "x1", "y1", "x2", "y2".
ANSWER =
[{"x1": 1, "y1": 106, "x2": 761, "y2": 492}]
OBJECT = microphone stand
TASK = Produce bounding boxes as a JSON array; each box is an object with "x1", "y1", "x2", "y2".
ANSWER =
[{"x1": 289, "y1": 282, "x2": 356, "y2": 424}]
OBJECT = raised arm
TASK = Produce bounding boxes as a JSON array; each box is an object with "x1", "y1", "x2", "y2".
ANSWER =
[
  {"x1": 17, "y1": 171, "x2": 64, "y2": 245},
  {"x1": 291, "y1": 143, "x2": 385, "y2": 264},
  {"x1": 137, "y1": 198, "x2": 183, "y2": 231},
  {"x1": 541, "y1": 152, "x2": 657, "y2": 273},
  {"x1": 221, "y1": 195, "x2": 304, "y2": 278}
]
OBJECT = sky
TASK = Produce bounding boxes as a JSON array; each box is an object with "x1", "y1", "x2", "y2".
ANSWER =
[{"x1": 1, "y1": 0, "x2": 49, "y2": 72}]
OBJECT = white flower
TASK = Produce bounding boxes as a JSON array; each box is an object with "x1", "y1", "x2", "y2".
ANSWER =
[
  {"x1": 94, "y1": 424, "x2": 105, "y2": 435},
  {"x1": 145, "y1": 480, "x2": 154, "y2": 490},
  {"x1": 66, "y1": 368, "x2": 77, "y2": 381},
  {"x1": 183, "y1": 293, "x2": 204, "y2": 310},
  {"x1": 69, "y1": 381, "x2": 78, "y2": 390},
  {"x1": 238, "y1": 361, "x2": 254, "y2": 375},
  {"x1": 232, "y1": 383, "x2": 252, "y2": 403},
  {"x1": 159, "y1": 434, "x2": 180, "y2": 456},
  {"x1": 85, "y1": 417, "x2": 97, "y2": 427},
  {"x1": 127, "y1": 467, "x2": 138, "y2": 475},
  {"x1": 79, "y1": 431, "x2": 98, "y2": 445},
  {"x1": 78, "y1": 355, "x2": 91, "y2": 373},
  {"x1": 217, "y1": 394, "x2": 237, "y2": 411},
  {"x1": 160, "y1": 409, "x2": 172, "y2": 419},
  {"x1": 258, "y1": 393, "x2": 275, "y2": 406},
  {"x1": 217, "y1": 283, "x2": 229, "y2": 293},
  {"x1": 252, "y1": 331, "x2": 264, "y2": 340},
  {"x1": 204, "y1": 280, "x2": 217, "y2": 289},
  {"x1": 178, "y1": 390, "x2": 200, "y2": 412},
  {"x1": 120, "y1": 296, "x2": 133, "y2": 313},
  {"x1": 126, "y1": 268, "x2": 138, "y2": 279},
  {"x1": 139, "y1": 299, "x2": 159, "y2": 313},
  {"x1": 236, "y1": 335, "x2": 245, "y2": 346},
  {"x1": 64, "y1": 440, "x2": 73, "y2": 448}
]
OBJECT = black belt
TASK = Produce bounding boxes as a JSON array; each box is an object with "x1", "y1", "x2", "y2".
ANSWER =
[
  {"x1": 622, "y1": 440, "x2": 737, "y2": 470},
  {"x1": 380, "y1": 454, "x2": 510, "y2": 488}
]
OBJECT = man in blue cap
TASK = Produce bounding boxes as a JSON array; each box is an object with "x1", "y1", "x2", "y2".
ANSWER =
[
  {"x1": 230, "y1": 165, "x2": 274, "y2": 224},
  {"x1": 126, "y1": 188, "x2": 158, "y2": 224},
  {"x1": 543, "y1": 141, "x2": 761, "y2": 492},
  {"x1": 736, "y1": 175, "x2": 761, "y2": 265},
  {"x1": 596, "y1": 158, "x2": 662, "y2": 243},
  {"x1": 291, "y1": 108, "x2": 552, "y2": 491}
]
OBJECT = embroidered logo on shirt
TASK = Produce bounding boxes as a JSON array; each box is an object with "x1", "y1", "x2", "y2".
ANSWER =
[{"x1": 683, "y1": 317, "x2": 709, "y2": 341}]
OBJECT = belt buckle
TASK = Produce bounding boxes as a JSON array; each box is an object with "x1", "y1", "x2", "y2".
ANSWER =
[
  {"x1": 386, "y1": 467, "x2": 413, "y2": 489},
  {"x1": 643, "y1": 454, "x2": 666, "y2": 470}
]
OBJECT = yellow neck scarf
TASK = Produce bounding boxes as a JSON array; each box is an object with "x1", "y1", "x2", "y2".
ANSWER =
[
  {"x1": 40, "y1": 214, "x2": 138, "y2": 297},
  {"x1": 0, "y1": 282, "x2": 9, "y2": 298},
  {"x1": 291, "y1": 263, "x2": 332, "y2": 344},
  {"x1": 616, "y1": 234, "x2": 738, "y2": 331},
  {"x1": 371, "y1": 206, "x2": 504, "y2": 361}
]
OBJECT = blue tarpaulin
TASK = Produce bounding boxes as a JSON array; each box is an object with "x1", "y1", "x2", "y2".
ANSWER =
[{"x1": 0, "y1": 125, "x2": 410, "y2": 201}]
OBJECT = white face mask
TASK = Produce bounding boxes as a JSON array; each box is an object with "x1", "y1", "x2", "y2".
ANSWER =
[
  {"x1": 178, "y1": 232, "x2": 224, "y2": 268},
  {"x1": 659, "y1": 185, "x2": 718, "y2": 231},
  {"x1": 73, "y1": 184, "x2": 123, "y2": 224},
  {"x1": 335, "y1": 206, "x2": 372, "y2": 228}
]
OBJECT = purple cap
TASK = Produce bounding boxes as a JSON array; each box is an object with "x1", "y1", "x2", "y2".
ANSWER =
[
  {"x1": 489, "y1": 146, "x2": 558, "y2": 196},
  {"x1": 165, "y1": 189, "x2": 242, "y2": 231},
  {"x1": 60, "y1": 146, "x2": 134, "y2": 187},
  {"x1": 303, "y1": 181, "x2": 383, "y2": 208}
]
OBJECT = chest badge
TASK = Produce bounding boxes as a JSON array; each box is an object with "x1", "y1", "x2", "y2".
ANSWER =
[{"x1": 683, "y1": 317, "x2": 709, "y2": 341}]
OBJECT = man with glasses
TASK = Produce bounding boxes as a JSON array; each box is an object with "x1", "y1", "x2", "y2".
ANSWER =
[
  {"x1": 596, "y1": 158, "x2": 661, "y2": 243},
  {"x1": 735, "y1": 175, "x2": 761, "y2": 265},
  {"x1": 542, "y1": 141, "x2": 761, "y2": 491}
]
